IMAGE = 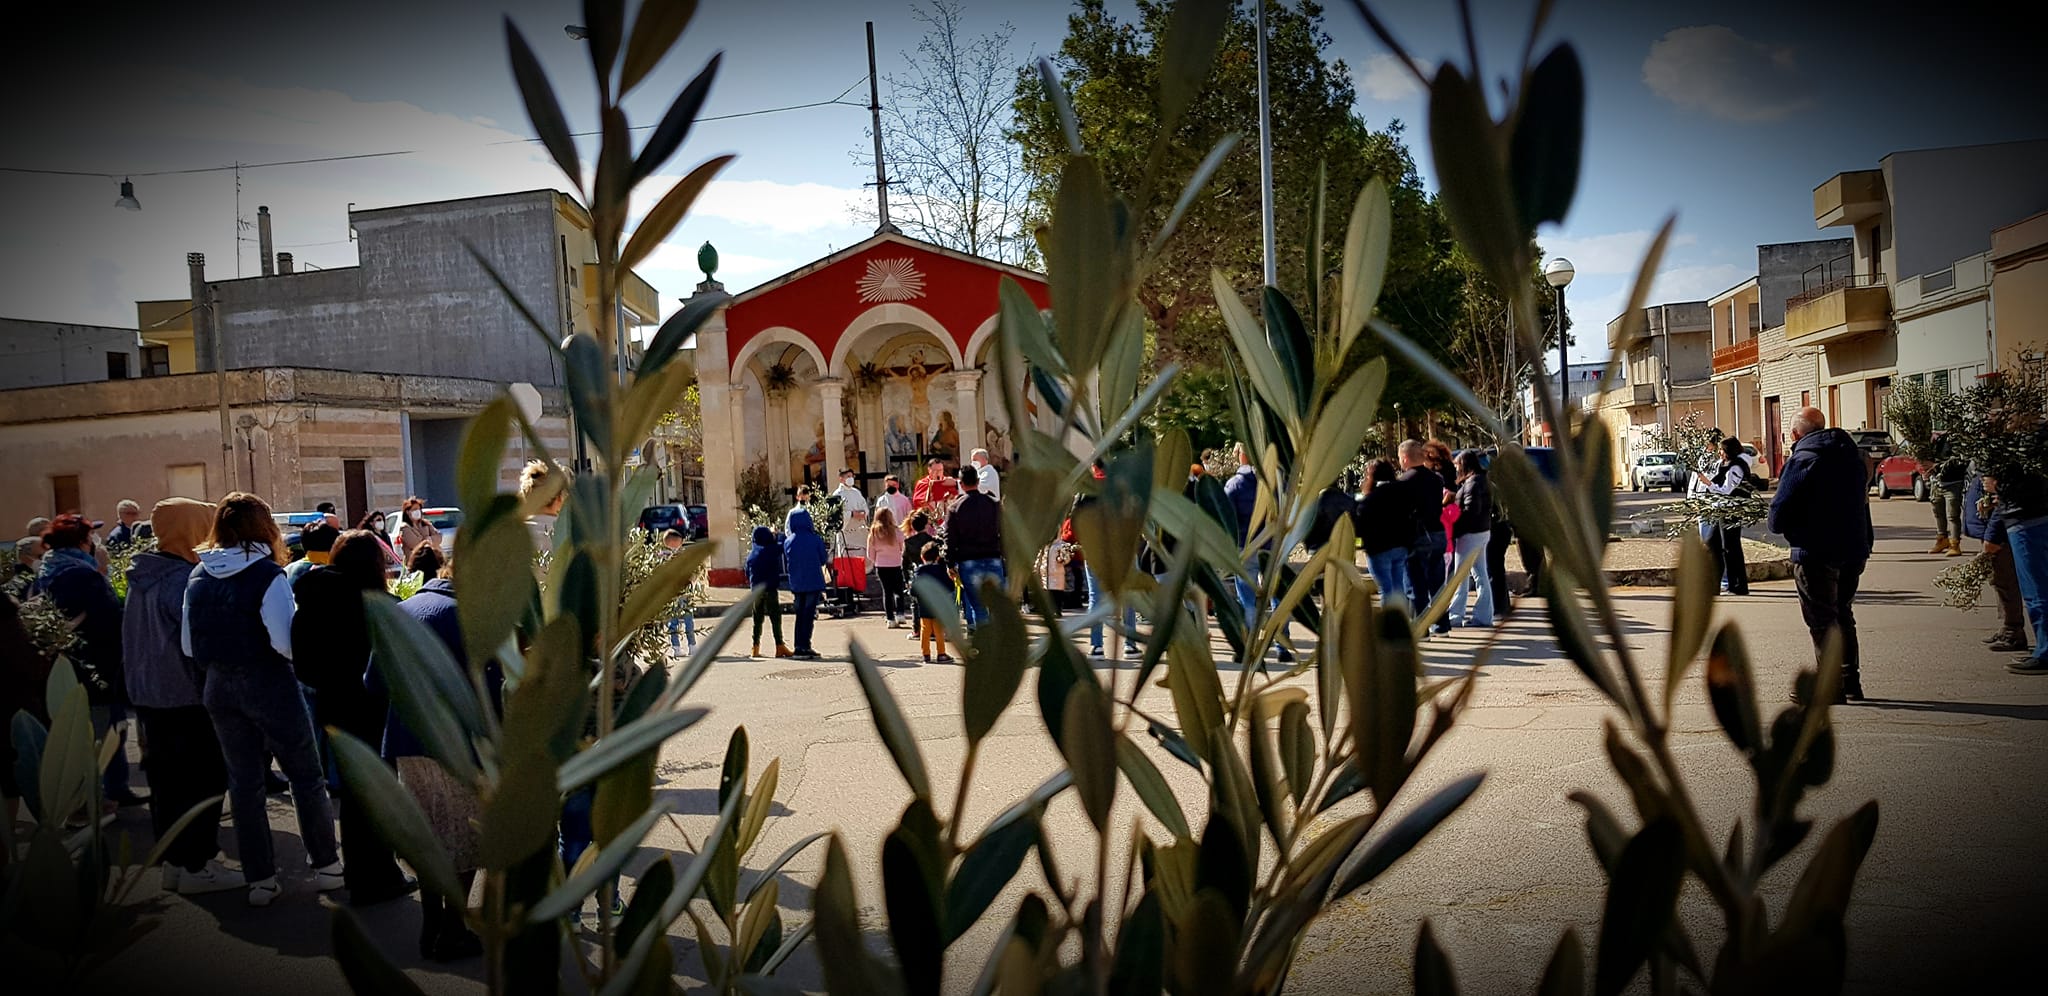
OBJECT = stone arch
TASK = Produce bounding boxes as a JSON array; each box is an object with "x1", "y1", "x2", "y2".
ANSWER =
[
  {"x1": 964, "y1": 312, "x2": 1001, "y2": 369},
  {"x1": 728, "y1": 325, "x2": 826, "y2": 383},
  {"x1": 831, "y1": 303, "x2": 963, "y2": 374}
]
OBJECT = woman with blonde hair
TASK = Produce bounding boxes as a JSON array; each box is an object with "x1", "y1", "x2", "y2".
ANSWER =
[
  {"x1": 182, "y1": 492, "x2": 342, "y2": 907},
  {"x1": 868, "y1": 504, "x2": 907, "y2": 628}
]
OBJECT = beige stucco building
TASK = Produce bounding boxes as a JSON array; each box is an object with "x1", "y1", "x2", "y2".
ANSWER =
[
  {"x1": 1991, "y1": 212, "x2": 2048, "y2": 364},
  {"x1": 1708, "y1": 277, "x2": 1762, "y2": 449},
  {"x1": 0, "y1": 189, "x2": 648, "y2": 532}
]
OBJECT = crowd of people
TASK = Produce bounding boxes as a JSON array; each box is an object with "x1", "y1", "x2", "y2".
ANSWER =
[{"x1": 0, "y1": 488, "x2": 533, "y2": 961}]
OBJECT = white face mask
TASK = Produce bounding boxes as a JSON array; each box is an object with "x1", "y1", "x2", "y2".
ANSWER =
[{"x1": 408, "y1": 510, "x2": 422, "y2": 522}]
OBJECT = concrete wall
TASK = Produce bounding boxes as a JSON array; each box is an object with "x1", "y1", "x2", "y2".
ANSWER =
[
  {"x1": 207, "y1": 191, "x2": 569, "y2": 386},
  {"x1": 1758, "y1": 239, "x2": 1854, "y2": 327},
  {"x1": 0, "y1": 318, "x2": 142, "y2": 390},
  {"x1": 1757, "y1": 322, "x2": 1819, "y2": 474},
  {"x1": 1894, "y1": 253, "x2": 1993, "y2": 384},
  {"x1": 1991, "y1": 212, "x2": 2048, "y2": 363},
  {"x1": 0, "y1": 367, "x2": 571, "y2": 534},
  {"x1": 1887, "y1": 141, "x2": 2048, "y2": 279}
]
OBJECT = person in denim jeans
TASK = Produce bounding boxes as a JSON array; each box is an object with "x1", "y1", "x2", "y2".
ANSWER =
[
  {"x1": 1355, "y1": 460, "x2": 1414, "y2": 611},
  {"x1": 182, "y1": 493, "x2": 341, "y2": 907},
  {"x1": 782, "y1": 508, "x2": 831, "y2": 659},
  {"x1": 1447, "y1": 451, "x2": 1495, "y2": 627},
  {"x1": 946, "y1": 468, "x2": 1004, "y2": 628}
]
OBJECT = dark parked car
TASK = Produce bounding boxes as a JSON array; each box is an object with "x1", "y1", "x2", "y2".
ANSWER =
[
  {"x1": 1849, "y1": 430, "x2": 1894, "y2": 486},
  {"x1": 638, "y1": 504, "x2": 709, "y2": 541}
]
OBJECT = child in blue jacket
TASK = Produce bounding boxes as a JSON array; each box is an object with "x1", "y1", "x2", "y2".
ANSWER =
[
  {"x1": 745, "y1": 526, "x2": 789, "y2": 658},
  {"x1": 782, "y1": 509, "x2": 831, "y2": 660}
]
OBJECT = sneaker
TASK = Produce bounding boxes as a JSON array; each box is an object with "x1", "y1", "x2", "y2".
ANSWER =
[
  {"x1": 313, "y1": 860, "x2": 347, "y2": 892},
  {"x1": 247, "y1": 877, "x2": 283, "y2": 907},
  {"x1": 1989, "y1": 636, "x2": 2031, "y2": 653},
  {"x1": 109, "y1": 788, "x2": 151, "y2": 807},
  {"x1": 793, "y1": 649, "x2": 821, "y2": 661},
  {"x1": 1274, "y1": 647, "x2": 1296, "y2": 663},
  {"x1": 2009, "y1": 657, "x2": 2048, "y2": 676},
  {"x1": 934, "y1": 653, "x2": 955, "y2": 664},
  {"x1": 1124, "y1": 645, "x2": 1141, "y2": 659},
  {"x1": 922, "y1": 654, "x2": 933, "y2": 664},
  {"x1": 1089, "y1": 647, "x2": 1105, "y2": 660},
  {"x1": 178, "y1": 859, "x2": 247, "y2": 895}
]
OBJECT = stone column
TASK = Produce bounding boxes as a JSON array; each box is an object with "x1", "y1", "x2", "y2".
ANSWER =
[
  {"x1": 816, "y1": 378, "x2": 846, "y2": 482},
  {"x1": 690, "y1": 291, "x2": 739, "y2": 569},
  {"x1": 949, "y1": 369, "x2": 981, "y2": 462},
  {"x1": 764, "y1": 388, "x2": 792, "y2": 494}
]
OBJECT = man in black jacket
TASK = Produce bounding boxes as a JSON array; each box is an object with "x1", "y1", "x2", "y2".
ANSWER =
[
  {"x1": 947, "y1": 468, "x2": 1004, "y2": 628},
  {"x1": 1397, "y1": 440, "x2": 1448, "y2": 632},
  {"x1": 1768, "y1": 407, "x2": 1875, "y2": 701}
]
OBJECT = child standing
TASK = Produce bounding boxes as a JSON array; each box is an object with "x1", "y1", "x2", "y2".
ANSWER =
[
  {"x1": 745, "y1": 526, "x2": 789, "y2": 658},
  {"x1": 912, "y1": 542, "x2": 955, "y2": 664},
  {"x1": 782, "y1": 508, "x2": 831, "y2": 661}
]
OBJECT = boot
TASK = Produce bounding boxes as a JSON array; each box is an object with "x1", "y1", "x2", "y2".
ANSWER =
[
  {"x1": 1947, "y1": 538, "x2": 1964, "y2": 556},
  {"x1": 775, "y1": 644, "x2": 793, "y2": 658},
  {"x1": 750, "y1": 642, "x2": 760, "y2": 658},
  {"x1": 1928, "y1": 539, "x2": 1949, "y2": 554}
]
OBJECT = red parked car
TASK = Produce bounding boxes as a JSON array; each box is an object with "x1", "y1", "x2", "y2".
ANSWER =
[{"x1": 1874, "y1": 453, "x2": 1931, "y2": 501}]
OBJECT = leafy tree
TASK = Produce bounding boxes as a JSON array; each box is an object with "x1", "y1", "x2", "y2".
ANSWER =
[
  {"x1": 854, "y1": 0, "x2": 1032, "y2": 263},
  {"x1": 1013, "y1": 0, "x2": 1439, "y2": 363}
]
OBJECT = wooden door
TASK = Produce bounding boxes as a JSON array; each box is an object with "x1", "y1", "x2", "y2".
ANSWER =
[
  {"x1": 344, "y1": 460, "x2": 369, "y2": 525},
  {"x1": 51, "y1": 475, "x2": 80, "y2": 515},
  {"x1": 1827, "y1": 385, "x2": 1841, "y2": 427}
]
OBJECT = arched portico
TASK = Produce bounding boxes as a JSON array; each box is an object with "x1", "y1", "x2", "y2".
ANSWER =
[{"x1": 831, "y1": 302, "x2": 963, "y2": 373}]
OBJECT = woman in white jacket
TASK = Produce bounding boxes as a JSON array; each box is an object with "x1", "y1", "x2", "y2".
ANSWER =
[{"x1": 182, "y1": 492, "x2": 343, "y2": 907}]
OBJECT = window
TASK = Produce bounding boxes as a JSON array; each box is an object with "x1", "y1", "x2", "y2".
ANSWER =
[
  {"x1": 106, "y1": 352, "x2": 129, "y2": 380},
  {"x1": 52, "y1": 475, "x2": 80, "y2": 515},
  {"x1": 141, "y1": 345, "x2": 170, "y2": 376}
]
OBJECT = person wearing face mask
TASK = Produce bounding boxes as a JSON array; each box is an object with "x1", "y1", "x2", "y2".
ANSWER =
[
  {"x1": 876, "y1": 473, "x2": 912, "y2": 531},
  {"x1": 829, "y1": 469, "x2": 870, "y2": 618},
  {"x1": 356, "y1": 511, "x2": 400, "y2": 572},
  {"x1": 397, "y1": 497, "x2": 440, "y2": 556},
  {"x1": 970, "y1": 448, "x2": 1001, "y2": 500}
]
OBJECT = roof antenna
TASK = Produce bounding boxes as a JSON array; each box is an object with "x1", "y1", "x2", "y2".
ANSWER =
[{"x1": 866, "y1": 21, "x2": 899, "y2": 235}]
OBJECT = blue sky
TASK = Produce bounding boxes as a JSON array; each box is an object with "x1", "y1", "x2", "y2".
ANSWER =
[{"x1": 3, "y1": 0, "x2": 2038, "y2": 365}]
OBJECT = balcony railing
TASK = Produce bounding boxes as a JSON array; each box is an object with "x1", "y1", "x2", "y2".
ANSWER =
[
  {"x1": 1786, "y1": 272, "x2": 1884, "y2": 310},
  {"x1": 1629, "y1": 383, "x2": 1658, "y2": 406},
  {"x1": 1786, "y1": 274, "x2": 1891, "y2": 344},
  {"x1": 1712, "y1": 338, "x2": 1759, "y2": 376}
]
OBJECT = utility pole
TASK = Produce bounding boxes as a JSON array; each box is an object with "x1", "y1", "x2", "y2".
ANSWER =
[
  {"x1": 866, "y1": 22, "x2": 898, "y2": 235},
  {"x1": 1255, "y1": 0, "x2": 1276, "y2": 286}
]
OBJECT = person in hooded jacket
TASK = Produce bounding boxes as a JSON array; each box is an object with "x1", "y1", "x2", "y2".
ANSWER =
[
  {"x1": 783, "y1": 507, "x2": 831, "y2": 660},
  {"x1": 122, "y1": 498, "x2": 240, "y2": 894},
  {"x1": 291, "y1": 529, "x2": 414, "y2": 904},
  {"x1": 1768, "y1": 408, "x2": 1875, "y2": 702},
  {"x1": 1447, "y1": 451, "x2": 1495, "y2": 628},
  {"x1": 183, "y1": 492, "x2": 343, "y2": 907},
  {"x1": 31, "y1": 514, "x2": 142, "y2": 808},
  {"x1": 746, "y1": 525, "x2": 790, "y2": 658}
]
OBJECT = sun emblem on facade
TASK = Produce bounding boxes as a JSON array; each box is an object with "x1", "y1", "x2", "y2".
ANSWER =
[{"x1": 856, "y1": 257, "x2": 927, "y2": 302}]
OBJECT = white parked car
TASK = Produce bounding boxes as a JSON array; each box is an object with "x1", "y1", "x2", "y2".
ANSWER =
[{"x1": 1631, "y1": 451, "x2": 1683, "y2": 492}]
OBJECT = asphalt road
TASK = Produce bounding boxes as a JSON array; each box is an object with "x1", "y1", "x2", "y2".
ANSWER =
[{"x1": 79, "y1": 491, "x2": 2041, "y2": 996}]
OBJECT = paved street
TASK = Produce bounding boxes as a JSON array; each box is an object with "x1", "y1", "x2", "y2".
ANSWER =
[{"x1": 87, "y1": 493, "x2": 2044, "y2": 995}]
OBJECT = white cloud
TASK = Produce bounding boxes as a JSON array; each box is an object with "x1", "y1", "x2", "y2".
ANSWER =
[
  {"x1": 1541, "y1": 229, "x2": 1699, "y2": 277},
  {"x1": 691, "y1": 179, "x2": 870, "y2": 235},
  {"x1": 1642, "y1": 26, "x2": 1813, "y2": 122},
  {"x1": 1359, "y1": 54, "x2": 1433, "y2": 102}
]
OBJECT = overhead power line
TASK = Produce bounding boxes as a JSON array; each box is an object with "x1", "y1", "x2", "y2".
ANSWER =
[{"x1": 0, "y1": 78, "x2": 869, "y2": 181}]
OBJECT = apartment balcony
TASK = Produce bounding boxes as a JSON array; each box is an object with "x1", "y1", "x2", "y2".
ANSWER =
[
  {"x1": 1785, "y1": 274, "x2": 1890, "y2": 345},
  {"x1": 1627, "y1": 383, "x2": 1658, "y2": 407},
  {"x1": 1814, "y1": 169, "x2": 1886, "y2": 228},
  {"x1": 1712, "y1": 338, "x2": 1759, "y2": 377}
]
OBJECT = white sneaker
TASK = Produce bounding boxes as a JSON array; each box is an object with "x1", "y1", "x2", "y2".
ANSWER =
[
  {"x1": 312, "y1": 860, "x2": 347, "y2": 892},
  {"x1": 247, "y1": 877, "x2": 282, "y2": 907},
  {"x1": 178, "y1": 859, "x2": 246, "y2": 895}
]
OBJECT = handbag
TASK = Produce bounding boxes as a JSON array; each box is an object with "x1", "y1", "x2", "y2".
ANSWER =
[{"x1": 833, "y1": 556, "x2": 868, "y2": 592}]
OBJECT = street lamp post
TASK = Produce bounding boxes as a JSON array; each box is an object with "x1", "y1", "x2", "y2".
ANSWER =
[{"x1": 1544, "y1": 257, "x2": 1576, "y2": 444}]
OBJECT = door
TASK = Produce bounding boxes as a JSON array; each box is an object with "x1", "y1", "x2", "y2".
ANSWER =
[
  {"x1": 166, "y1": 464, "x2": 208, "y2": 501},
  {"x1": 343, "y1": 460, "x2": 369, "y2": 525},
  {"x1": 1764, "y1": 396, "x2": 1783, "y2": 474},
  {"x1": 1826, "y1": 385, "x2": 1841, "y2": 427},
  {"x1": 51, "y1": 475, "x2": 81, "y2": 515}
]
